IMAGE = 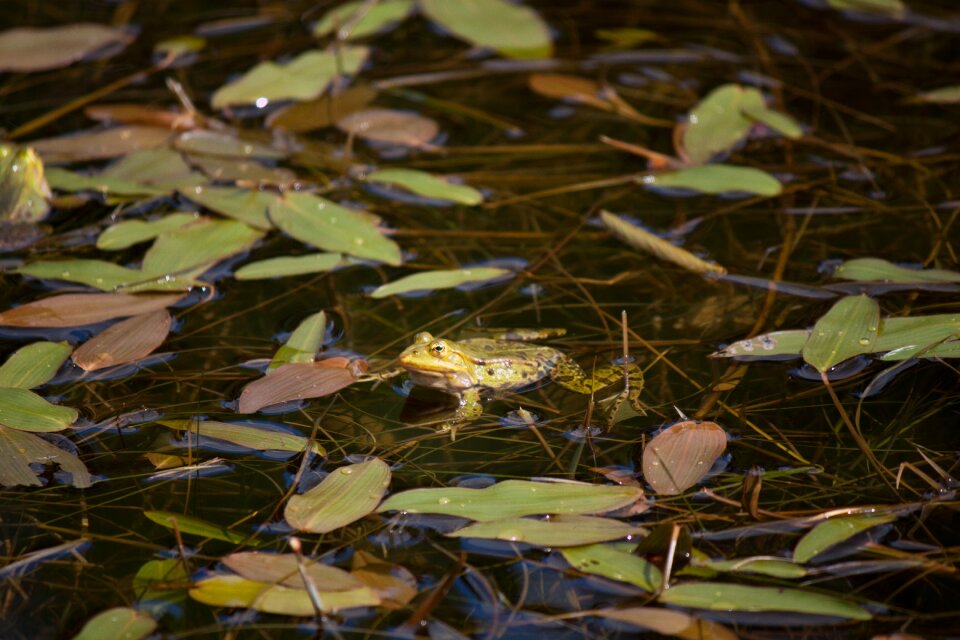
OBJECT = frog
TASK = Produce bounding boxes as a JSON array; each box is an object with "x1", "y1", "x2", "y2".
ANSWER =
[{"x1": 396, "y1": 330, "x2": 644, "y2": 438}]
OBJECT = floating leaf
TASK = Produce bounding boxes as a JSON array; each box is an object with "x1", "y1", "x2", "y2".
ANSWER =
[
  {"x1": 97, "y1": 213, "x2": 199, "y2": 250},
  {"x1": 528, "y1": 73, "x2": 615, "y2": 112},
  {"x1": 223, "y1": 552, "x2": 363, "y2": 590},
  {"x1": 72, "y1": 607, "x2": 156, "y2": 640},
  {"x1": 591, "y1": 607, "x2": 738, "y2": 640},
  {"x1": 826, "y1": 0, "x2": 904, "y2": 17},
  {"x1": 190, "y1": 574, "x2": 380, "y2": 615},
  {"x1": 313, "y1": 0, "x2": 414, "y2": 39},
  {"x1": 0, "y1": 293, "x2": 183, "y2": 328},
  {"x1": 711, "y1": 330, "x2": 809, "y2": 358},
  {"x1": 875, "y1": 314, "x2": 960, "y2": 359},
  {"x1": 237, "y1": 360, "x2": 359, "y2": 413},
  {"x1": 0, "y1": 23, "x2": 133, "y2": 72},
  {"x1": 793, "y1": 513, "x2": 898, "y2": 564},
  {"x1": 180, "y1": 185, "x2": 275, "y2": 230},
  {"x1": 85, "y1": 103, "x2": 194, "y2": 130},
  {"x1": 99, "y1": 147, "x2": 204, "y2": 192},
  {"x1": 72, "y1": 310, "x2": 172, "y2": 372},
  {"x1": 0, "y1": 387, "x2": 78, "y2": 432},
  {"x1": 158, "y1": 419, "x2": 325, "y2": 455},
  {"x1": 337, "y1": 109, "x2": 439, "y2": 148},
  {"x1": 0, "y1": 424, "x2": 91, "y2": 487},
  {"x1": 174, "y1": 130, "x2": 287, "y2": 160},
  {"x1": 658, "y1": 582, "x2": 871, "y2": 620},
  {"x1": 142, "y1": 218, "x2": 264, "y2": 279},
  {"x1": 367, "y1": 168, "x2": 483, "y2": 205},
  {"x1": 187, "y1": 153, "x2": 295, "y2": 184},
  {"x1": 643, "y1": 165, "x2": 782, "y2": 196},
  {"x1": 235, "y1": 253, "x2": 347, "y2": 280},
  {"x1": 419, "y1": 0, "x2": 552, "y2": 59},
  {"x1": 832, "y1": 258, "x2": 960, "y2": 284},
  {"x1": 270, "y1": 311, "x2": 327, "y2": 370},
  {"x1": 285, "y1": 458, "x2": 391, "y2": 534},
  {"x1": 45, "y1": 168, "x2": 164, "y2": 197},
  {"x1": 642, "y1": 420, "x2": 727, "y2": 495},
  {"x1": 16, "y1": 260, "x2": 195, "y2": 293},
  {"x1": 377, "y1": 479, "x2": 642, "y2": 521},
  {"x1": 802, "y1": 295, "x2": 879, "y2": 373},
  {"x1": 370, "y1": 267, "x2": 510, "y2": 298},
  {"x1": 266, "y1": 85, "x2": 378, "y2": 132},
  {"x1": 0, "y1": 342, "x2": 72, "y2": 389},
  {"x1": 600, "y1": 210, "x2": 726, "y2": 275},
  {"x1": 144, "y1": 510, "x2": 248, "y2": 544},
  {"x1": 0, "y1": 146, "x2": 50, "y2": 223},
  {"x1": 561, "y1": 543, "x2": 663, "y2": 592},
  {"x1": 447, "y1": 514, "x2": 644, "y2": 547},
  {"x1": 694, "y1": 556, "x2": 807, "y2": 578},
  {"x1": 269, "y1": 191, "x2": 402, "y2": 265},
  {"x1": 212, "y1": 47, "x2": 369, "y2": 109},
  {"x1": 30, "y1": 126, "x2": 172, "y2": 164},
  {"x1": 351, "y1": 551, "x2": 418, "y2": 607},
  {"x1": 912, "y1": 86, "x2": 960, "y2": 104}
]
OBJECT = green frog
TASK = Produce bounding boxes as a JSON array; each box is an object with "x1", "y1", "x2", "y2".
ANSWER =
[{"x1": 396, "y1": 330, "x2": 644, "y2": 437}]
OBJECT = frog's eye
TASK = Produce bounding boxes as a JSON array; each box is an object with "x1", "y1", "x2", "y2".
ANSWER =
[{"x1": 430, "y1": 341, "x2": 446, "y2": 355}]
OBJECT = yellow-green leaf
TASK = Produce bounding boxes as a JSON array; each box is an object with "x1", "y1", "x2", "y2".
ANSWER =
[
  {"x1": 144, "y1": 510, "x2": 249, "y2": 544},
  {"x1": 189, "y1": 574, "x2": 380, "y2": 615},
  {"x1": 270, "y1": 311, "x2": 326, "y2": 370},
  {"x1": 97, "y1": 213, "x2": 199, "y2": 250},
  {"x1": 0, "y1": 341, "x2": 72, "y2": 388},
  {"x1": 0, "y1": 387, "x2": 77, "y2": 432},
  {"x1": 158, "y1": 419, "x2": 325, "y2": 455},
  {"x1": 0, "y1": 424, "x2": 92, "y2": 487},
  {"x1": 644, "y1": 165, "x2": 782, "y2": 196},
  {"x1": 72, "y1": 607, "x2": 156, "y2": 640},
  {"x1": 802, "y1": 295, "x2": 879, "y2": 373},
  {"x1": 285, "y1": 458, "x2": 391, "y2": 534},
  {"x1": 793, "y1": 513, "x2": 898, "y2": 564},
  {"x1": 447, "y1": 514, "x2": 644, "y2": 547},
  {"x1": 367, "y1": 168, "x2": 483, "y2": 205},
  {"x1": 419, "y1": 0, "x2": 552, "y2": 59},
  {"x1": 601, "y1": 210, "x2": 726, "y2": 275},
  {"x1": 369, "y1": 267, "x2": 510, "y2": 298},
  {"x1": 235, "y1": 254, "x2": 347, "y2": 280},
  {"x1": 833, "y1": 258, "x2": 960, "y2": 284},
  {"x1": 180, "y1": 185, "x2": 275, "y2": 230},
  {"x1": 562, "y1": 543, "x2": 662, "y2": 591},
  {"x1": 659, "y1": 582, "x2": 871, "y2": 620},
  {"x1": 313, "y1": 0, "x2": 414, "y2": 40}
]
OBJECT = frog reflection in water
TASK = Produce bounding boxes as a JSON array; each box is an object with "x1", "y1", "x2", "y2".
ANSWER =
[{"x1": 397, "y1": 329, "x2": 644, "y2": 437}]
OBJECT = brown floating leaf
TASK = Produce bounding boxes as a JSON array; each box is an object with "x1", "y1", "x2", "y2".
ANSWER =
[
  {"x1": 84, "y1": 103, "x2": 197, "y2": 131},
  {"x1": 237, "y1": 360, "x2": 358, "y2": 413},
  {"x1": 0, "y1": 293, "x2": 183, "y2": 328},
  {"x1": 0, "y1": 23, "x2": 133, "y2": 72},
  {"x1": 30, "y1": 126, "x2": 173, "y2": 164},
  {"x1": 642, "y1": 420, "x2": 727, "y2": 495},
  {"x1": 223, "y1": 552, "x2": 364, "y2": 591},
  {"x1": 266, "y1": 85, "x2": 378, "y2": 133},
  {"x1": 337, "y1": 109, "x2": 438, "y2": 148},
  {"x1": 528, "y1": 73, "x2": 615, "y2": 111},
  {"x1": 72, "y1": 310, "x2": 172, "y2": 371},
  {"x1": 350, "y1": 551, "x2": 418, "y2": 608}
]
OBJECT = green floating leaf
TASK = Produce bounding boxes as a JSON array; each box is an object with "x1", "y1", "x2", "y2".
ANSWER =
[
  {"x1": 100, "y1": 147, "x2": 204, "y2": 191},
  {"x1": 448, "y1": 514, "x2": 644, "y2": 547},
  {"x1": 141, "y1": 218, "x2": 264, "y2": 279},
  {"x1": 270, "y1": 192, "x2": 402, "y2": 265},
  {"x1": 31, "y1": 126, "x2": 172, "y2": 164},
  {"x1": 0, "y1": 341, "x2": 72, "y2": 388},
  {"x1": 591, "y1": 607, "x2": 739, "y2": 640},
  {"x1": 144, "y1": 510, "x2": 249, "y2": 544},
  {"x1": 97, "y1": 213, "x2": 199, "y2": 250},
  {"x1": 0, "y1": 387, "x2": 77, "y2": 432},
  {"x1": 180, "y1": 185, "x2": 275, "y2": 230},
  {"x1": 367, "y1": 168, "x2": 483, "y2": 205},
  {"x1": 270, "y1": 311, "x2": 327, "y2": 370},
  {"x1": 285, "y1": 458, "x2": 391, "y2": 534},
  {"x1": 174, "y1": 130, "x2": 287, "y2": 160},
  {"x1": 133, "y1": 557, "x2": 189, "y2": 614},
  {"x1": 826, "y1": 0, "x2": 904, "y2": 17},
  {"x1": 212, "y1": 46, "x2": 369, "y2": 109},
  {"x1": 561, "y1": 543, "x2": 663, "y2": 592},
  {"x1": 0, "y1": 424, "x2": 92, "y2": 487},
  {"x1": 370, "y1": 267, "x2": 510, "y2": 298},
  {"x1": 235, "y1": 253, "x2": 347, "y2": 280},
  {"x1": 802, "y1": 295, "x2": 879, "y2": 373},
  {"x1": 190, "y1": 574, "x2": 380, "y2": 615},
  {"x1": 158, "y1": 419, "x2": 325, "y2": 455},
  {"x1": 313, "y1": 0, "x2": 414, "y2": 39},
  {"x1": 45, "y1": 167, "x2": 159, "y2": 196},
  {"x1": 420, "y1": 0, "x2": 552, "y2": 59},
  {"x1": 793, "y1": 513, "x2": 898, "y2": 564},
  {"x1": 187, "y1": 153, "x2": 295, "y2": 184},
  {"x1": 912, "y1": 85, "x2": 960, "y2": 104},
  {"x1": 659, "y1": 582, "x2": 871, "y2": 621},
  {"x1": 0, "y1": 293, "x2": 184, "y2": 328},
  {"x1": 833, "y1": 258, "x2": 960, "y2": 284},
  {"x1": 0, "y1": 146, "x2": 50, "y2": 223},
  {"x1": 876, "y1": 314, "x2": 960, "y2": 359},
  {"x1": 71, "y1": 607, "x2": 156, "y2": 640},
  {"x1": 377, "y1": 479, "x2": 642, "y2": 521},
  {"x1": 644, "y1": 165, "x2": 782, "y2": 196},
  {"x1": 16, "y1": 259, "x2": 195, "y2": 293},
  {"x1": 711, "y1": 330, "x2": 809, "y2": 358},
  {"x1": 601, "y1": 210, "x2": 726, "y2": 275},
  {"x1": 695, "y1": 556, "x2": 807, "y2": 578}
]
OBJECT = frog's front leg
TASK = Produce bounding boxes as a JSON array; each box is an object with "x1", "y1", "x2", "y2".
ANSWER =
[{"x1": 437, "y1": 388, "x2": 483, "y2": 441}]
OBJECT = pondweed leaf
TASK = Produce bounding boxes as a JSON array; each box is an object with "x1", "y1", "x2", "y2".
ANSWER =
[
  {"x1": 0, "y1": 342, "x2": 72, "y2": 389},
  {"x1": 832, "y1": 257, "x2": 960, "y2": 284},
  {"x1": 235, "y1": 254, "x2": 347, "y2": 280},
  {"x1": 266, "y1": 85, "x2": 378, "y2": 133},
  {"x1": 72, "y1": 607, "x2": 156, "y2": 640},
  {"x1": 642, "y1": 420, "x2": 727, "y2": 495},
  {"x1": 16, "y1": 259, "x2": 196, "y2": 293},
  {"x1": 351, "y1": 551, "x2": 418, "y2": 607},
  {"x1": 174, "y1": 130, "x2": 287, "y2": 159},
  {"x1": 223, "y1": 552, "x2": 363, "y2": 590},
  {"x1": 0, "y1": 23, "x2": 133, "y2": 72},
  {"x1": 658, "y1": 582, "x2": 871, "y2": 620},
  {"x1": 591, "y1": 607, "x2": 738, "y2": 640},
  {"x1": 447, "y1": 514, "x2": 645, "y2": 547},
  {"x1": 601, "y1": 210, "x2": 727, "y2": 275},
  {"x1": 0, "y1": 146, "x2": 50, "y2": 223},
  {"x1": 0, "y1": 293, "x2": 184, "y2": 328},
  {"x1": 561, "y1": 543, "x2": 663, "y2": 592},
  {"x1": 269, "y1": 191, "x2": 402, "y2": 265},
  {"x1": 144, "y1": 510, "x2": 249, "y2": 544},
  {"x1": 142, "y1": 218, "x2": 264, "y2": 278},
  {"x1": 377, "y1": 479, "x2": 643, "y2": 521},
  {"x1": 72, "y1": 310, "x2": 172, "y2": 372},
  {"x1": 187, "y1": 153, "x2": 295, "y2": 184},
  {"x1": 190, "y1": 574, "x2": 380, "y2": 615},
  {"x1": 711, "y1": 330, "x2": 809, "y2": 359},
  {"x1": 337, "y1": 109, "x2": 439, "y2": 148},
  {"x1": 98, "y1": 147, "x2": 203, "y2": 191},
  {"x1": 419, "y1": 0, "x2": 552, "y2": 59},
  {"x1": 692, "y1": 555, "x2": 807, "y2": 578},
  {"x1": 269, "y1": 311, "x2": 327, "y2": 370},
  {"x1": 159, "y1": 419, "x2": 325, "y2": 455},
  {"x1": 30, "y1": 126, "x2": 172, "y2": 164},
  {"x1": 367, "y1": 168, "x2": 483, "y2": 205},
  {"x1": 284, "y1": 458, "x2": 391, "y2": 534},
  {"x1": 793, "y1": 512, "x2": 898, "y2": 563},
  {"x1": 643, "y1": 164, "x2": 782, "y2": 196},
  {"x1": 84, "y1": 103, "x2": 195, "y2": 130},
  {"x1": 180, "y1": 185, "x2": 274, "y2": 230},
  {"x1": 211, "y1": 47, "x2": 369, "y2": 109},
  {"x1": 802, "y1": 295, "x2": 879, "y2": 373},
  {"x1": 0, "y1": 388, "x2": 78, "y2": 432},
  {"x1": 313, "y1": 0, "x2": 414, "y2": 40},
  {"x1": 0, "y1": 424, "x2": 91, "y2": 487},
  {"x1": 369, "y1": 267, "x2": 511, "y2": 298},
  {"x1": 45, "y1": 168, "x2": 166, "y2": 197},
  {"x1": 97, "y1": 213, "x2": 199, "y2": 250},
  {"x1": 238, "y1": 360, "x2": 359, "y2": 413}
]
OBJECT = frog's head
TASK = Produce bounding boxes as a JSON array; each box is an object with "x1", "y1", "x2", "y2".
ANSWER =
[{"x1": 398, "y1": 332, "x2": 477, "y2": 391}]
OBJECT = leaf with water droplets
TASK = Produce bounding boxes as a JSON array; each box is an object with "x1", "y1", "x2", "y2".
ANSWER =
[
  {"x1": 561, "y1": 543, "x2": 663, "y2": 592},
  {"x1": 802, "y1": 295, "x2": 879, "y2": 373},
  {"x1": 98, "y1": 147, "x2": 204, "y2": 192},
  {"x1": 642, "y1": 420, "x2": 727, "y2": 495},
  {"x1": 337, "y1": 109, "x2": 439, "y2": 148},
  {"x1": 189, "y1": 574, "x2": 380, "y2": 615},
  {"x1": 0, "y1": 424, "x2": 91, "y2": 487},
  {"x1": 711, "y1": 330, "x2": 809, "y2": 358},
  {"x1": 419, "y1": 0, "x2": 552, "y2": 59},
  {"x1": 285, "y1": 458, "x2": 391, "y2": 534},
  {"x1": 0, "y1": 342, "x2": 72, "y2": 389},
  {"x1": 71, "y1": 607, "x2": 156, "y2": 640},
  {"x1": 0, "y1": 293, "x2": 184, "y2": 328},
  {"x1": 141, "y1": 218, "x2": 265, "y2": 279},
  {"x1": 16, "y1": 259, "x2": 196, "y2": 293},
  {"x1": 369, "y1": 267, "x2": 511, "y2": 298},
  {"x1": 237, "y1": 360, "x2": 359, "y2": 413},
  {"x1": 658, "y1": 582, "x2": 871, "y2": 620},
  {"x1": 180, "y1": 185, "x2": 275, "y2": 230},
  {"x1": 0, "y1": 23, "x2": 133, "y2": 72},
  {"x1": 793, "y1": 512, "x2": 898, "y2": 564},
  {"x1": 269, "y1": 191, "x2": 402, "y2": 265},
  {"x1": 313, "y1": 0, "x2": 414, "y2": 40},
  {"x1": 377, "y1": 479, "x2": 643, "y2": 521},
  {"x1": 72, "y1": 310, "x2": 172, "y2": 372},
  {"x1": 643, "y1": 165, "x2": 782, "y2": 196},
  {"x1": 174, "y1": 130, "x2": 287, "y2": 160},
  {"x1": 0, "y1": 146, "x2": 50, "y2": 223},
  {"x1": 367, "y1": 168, "x2": 483, "y2": 205},
  {"x1": 447, "y1": 514, "x2": 644, "y2": 547}
]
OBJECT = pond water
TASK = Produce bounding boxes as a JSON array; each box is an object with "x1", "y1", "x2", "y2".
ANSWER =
[{"x1": 1, "y1": 1, "x2": 959, "y2": 638}]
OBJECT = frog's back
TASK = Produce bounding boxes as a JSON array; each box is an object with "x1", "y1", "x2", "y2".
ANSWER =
[{"x1": 460, "y1": 338, "x2": 563, "y2": 391}]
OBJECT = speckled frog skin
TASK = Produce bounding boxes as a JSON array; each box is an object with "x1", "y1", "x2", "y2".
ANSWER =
[{"x1": 397, "y1": 331, "x2": 643, "y2": 436}]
